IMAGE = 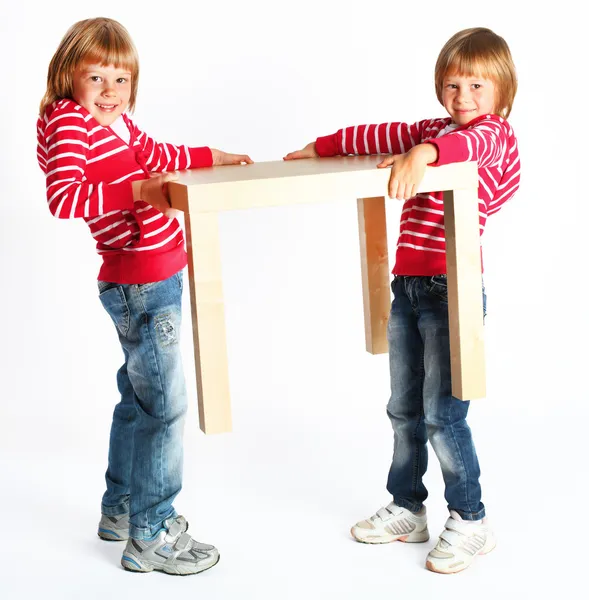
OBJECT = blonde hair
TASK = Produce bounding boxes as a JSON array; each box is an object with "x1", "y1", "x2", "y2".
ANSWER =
[
  {"x1": 39, "y1": 17, "x2": 139, "y2": 117},
  {"x1": 434, "y1": 27, "x2": 517, "y2": 119}
]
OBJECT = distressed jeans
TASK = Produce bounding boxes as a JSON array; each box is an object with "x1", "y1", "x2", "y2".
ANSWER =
[
  {"x1": 386, "y1": 275, "x2": 487, "y2": 521},
  {"x1": 97, "y1": 271, "x2": 187, "y2": 539}
]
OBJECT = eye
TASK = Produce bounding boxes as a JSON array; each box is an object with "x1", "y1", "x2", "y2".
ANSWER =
[
  {"x1": 472, "y1": 84, "x2": 482, "y2": 89},
  {"x1": 446, "y1": 84, "x2": 458, "y2": 89},
  {"x1": 117, "y1": 77, "x2": 129, "y2": 84},
  {"x1": 90, "y1": 76, "x2": 102, "y2": 82}
]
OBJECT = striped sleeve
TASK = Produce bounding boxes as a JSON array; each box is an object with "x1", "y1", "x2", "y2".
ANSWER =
[
  {"x1": 425, "y1": 115, "x2": 509, "y2": 169},
  {"x1": 315, "y1": 120, "x2": 430, "y2": 157},
  {"x1": 39, "y1": 108, "x2": 134, "y2": 219},
  {"x1": 128, "y1": 118, "x2": 213, "y2": 172}
]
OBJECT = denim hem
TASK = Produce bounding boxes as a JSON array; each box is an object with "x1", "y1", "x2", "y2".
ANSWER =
[
  {"x1": 101, "y1": 500, "x2": 130, "y2": 517},
  {"x1": 451, "y1": 507, "x2": 486, "y2": 521},
  {"x1": 129, "y1": 509, "x2": 177, "y2": 540},
  {"x1": 392, "y1": 497, "x2": 424, "y2": 514}
]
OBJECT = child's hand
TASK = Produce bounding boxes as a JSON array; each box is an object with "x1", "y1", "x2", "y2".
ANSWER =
[
  {"x1": 137, "y1": 172, "x2": 179, "y2": 213},
  {"x1": 377, "y1": 144, "x2": 438, "y2": 200},
  {"x1": 283, "y1": 142, "x2": 318, "y2": 160},
  {"x1": 211, "y1": 149, "x2": 253, "y2": 166}
]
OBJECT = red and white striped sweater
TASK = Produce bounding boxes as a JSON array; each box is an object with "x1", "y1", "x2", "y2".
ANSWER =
[
  {"x1": 315, "y1": 114, "x2": 520, "y2": 275},
  {"x1": 37, "y1": 98, "x2": 213, "y2": 284}
]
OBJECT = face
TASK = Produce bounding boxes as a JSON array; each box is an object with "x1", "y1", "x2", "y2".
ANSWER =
[
  {"x1": 72, "y1": 63, "x2": 132, "y2": 126},
  {"x1": 441, "y1": 72, "x2": 496, "y2": 126}
]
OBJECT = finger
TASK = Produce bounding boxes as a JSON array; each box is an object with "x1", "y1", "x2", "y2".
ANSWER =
[
  {"x1": 241, "y1": 155, "x2": 254, "y2": 164},
  {"x1": 395, "y1": 182, "x2": 404, "y2": 201},
  {"x1": 378, "y1": 156, "x2": 395, "y2": 168},
  {"x1": 389, "y1": 176, "x2": 398, "y2": 200}
]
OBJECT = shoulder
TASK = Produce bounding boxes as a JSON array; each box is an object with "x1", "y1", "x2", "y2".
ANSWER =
[
  {"x1": 42, "y1": 99, "x2": 91, "y2": 138},
  {"x1": 466, "y1": 114, "x2": 515, "y2": 139}
]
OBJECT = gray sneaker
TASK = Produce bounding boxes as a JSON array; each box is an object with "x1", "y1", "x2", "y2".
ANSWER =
[
  {"x1": 121, "y1": 515, "x2": 220, "y2": 575},
  {"x1": 98, "y1": 513, "x2": 130, "y2": 541}
]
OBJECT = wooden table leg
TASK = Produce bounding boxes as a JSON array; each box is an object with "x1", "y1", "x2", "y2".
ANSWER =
[
  {"x1": 357, "y1": 197, "x2": 390, "y2": 355},
  {"x1": 444, "y1": 189, "x2": 486, "y2": 400},
  {"x1": 184, "y1": 212, "x2": 233, "y2": 433}
]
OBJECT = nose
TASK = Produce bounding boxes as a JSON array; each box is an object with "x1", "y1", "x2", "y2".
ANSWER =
[
  {"x1": 456, "y1": 87, "x2": 471, "y2": 103},
  {"x1": 102, "y1": 83, "x2": 116, "y2": 97}
]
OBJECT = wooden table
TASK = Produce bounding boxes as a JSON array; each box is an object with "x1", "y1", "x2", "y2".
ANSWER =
[{"x1": 169, "y1": 156, "x2": 485, "y2": 434}]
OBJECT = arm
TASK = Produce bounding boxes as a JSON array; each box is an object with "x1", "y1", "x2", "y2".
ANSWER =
[
  {"x1": 129, "y1": 119, "x2": 254, "y2": 171},
  {"x1": 283, "y1": 120, "x2": 429, "y2": 161},
  {"x1": 316, "y1": 121, "x2": 428, "y2": 157},
  {"x1": 424, "y1": 115, "x2": 509, "y2": 168},
  {"x1": 39, "y1": 110, "x2": 135, "y2": 219},
  {"x1": 129, "y1": 118, "x2": 213, "y2": 172},
  {"x1": 377, "y1": 143, "x2": 439, "y2": 200}
]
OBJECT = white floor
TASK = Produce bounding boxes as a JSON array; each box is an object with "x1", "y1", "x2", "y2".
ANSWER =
[{"x1": 3, "y1": 399, "x2": 585, "y2": 599}]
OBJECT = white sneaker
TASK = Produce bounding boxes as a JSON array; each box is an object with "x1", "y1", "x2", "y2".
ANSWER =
[
  {"x1": 351, "y1": 501, "x2": 429, "y2": 544},
  {"x1": 426, "y1": 511, "x2": 496, "y2": 574}
]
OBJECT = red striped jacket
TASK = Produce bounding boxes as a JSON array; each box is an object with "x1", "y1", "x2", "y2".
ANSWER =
[
  {"x1": 37, "y1": 98, "x2": 213, "y2": 284},
  {"x1": 315, "y1": 114, "x2": 520, "y2": 275}
]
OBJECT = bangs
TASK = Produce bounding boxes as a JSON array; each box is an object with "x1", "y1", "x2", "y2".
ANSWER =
[
  {"x1": 81, "y1": 31, "x2": 138, "y2": 74},
  {"x1": 443, "y1": 51, "x2": 499, "y2": 83}
]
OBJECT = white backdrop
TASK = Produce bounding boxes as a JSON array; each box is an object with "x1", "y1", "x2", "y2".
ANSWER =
[{"x1": 1, "y1": 0, "x2": 587, "y2": 597}]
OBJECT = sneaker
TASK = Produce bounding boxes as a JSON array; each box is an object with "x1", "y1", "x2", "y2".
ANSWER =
[
  {"x1": 426, "y1": 511, "x2": 496, "y2": 574},
  {"x1": 121, "y1": 515, "x2": 220, "y2": 575},
  {"x1": 98, "y1": 513, "x2": 129, "y2": 541},
  {"x1": 351, "y1": 501, "x2": 429, "y2": 544}
]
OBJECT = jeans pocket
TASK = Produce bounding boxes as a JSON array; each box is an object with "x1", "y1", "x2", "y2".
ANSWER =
[
  {"x1": 425, "y1": 275, "x2": 448, "y2": 302},
  {"x1": 99, "y1": 285, "x2": 130, "y2": 337}
]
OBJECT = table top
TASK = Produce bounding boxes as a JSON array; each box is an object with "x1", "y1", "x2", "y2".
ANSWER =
[{"x1": 169, "y1": 156, "x2": 478, "y2": 213}]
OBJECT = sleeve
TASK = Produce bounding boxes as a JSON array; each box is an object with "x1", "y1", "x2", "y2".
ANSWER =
[
  {"x1": 424, "y1": 116, "x2": 509, "y2": 168},
  {"x1": 315, "y1": 120, "x2": 430, "y2": 157},
  {"x1": 39, "y1": 107, "x2": 135, "y2": 219},
  {"x1": 128, "y1": 118, "x2": 213, "y2": 172}
]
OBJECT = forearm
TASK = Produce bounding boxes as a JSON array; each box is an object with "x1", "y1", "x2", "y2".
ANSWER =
[{"x1": 408, "y1": 143, "x2": 439, "y2": 165}]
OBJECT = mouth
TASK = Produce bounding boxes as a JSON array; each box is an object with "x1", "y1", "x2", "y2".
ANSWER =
[{"x1": 95, "y1": 103, "x2": 119, "y2": 112}]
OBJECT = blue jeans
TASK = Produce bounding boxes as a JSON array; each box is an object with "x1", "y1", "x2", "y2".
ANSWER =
[
  {"x1": 385, "y1": 275, "x2": 487, "y2": 521},
  {"x1": 97, "y1": 271, "x2": 187, "y2": 540}
]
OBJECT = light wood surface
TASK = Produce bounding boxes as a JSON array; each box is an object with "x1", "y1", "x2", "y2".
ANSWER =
[
  {"x1": 184, "y1": 212, "x2": 232, "y2": 434},
  {"x1": 357, "y1": 197, "x2": 390, "y2": 355},
  {"x1": 168, "y1": 157, "x2": 478, "y2": 212},
  {"x1": 444, "y1": 189, "x2": 487, "y2": 400},
  {"x1": 169, "y1": 157, "x2": 483, "y2": 433}
]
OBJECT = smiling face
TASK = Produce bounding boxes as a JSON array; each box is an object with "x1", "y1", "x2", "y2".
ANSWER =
[
  {"x1": 72, "y1": 63, "x2": 132, "y2": 126},
  {"x1": 441, "y1": 72, "x2": 497, "y2": 126}
]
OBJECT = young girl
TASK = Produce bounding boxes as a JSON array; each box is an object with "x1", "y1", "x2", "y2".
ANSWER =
[
  {"x1": 37, "y1": 17, "x2": 252, "y2": 576},
  {"x1": 284, "y1": 27, "x2": 520, "y2": 574}
]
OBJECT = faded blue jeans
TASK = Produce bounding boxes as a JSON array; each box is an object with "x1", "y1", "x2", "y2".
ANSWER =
[
  {"x1": 386, "y1": 275, "x2": 487, "y2": 521},
  {"x1": 97, "y1": 271, "x2": 187, "y2": 540}
]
